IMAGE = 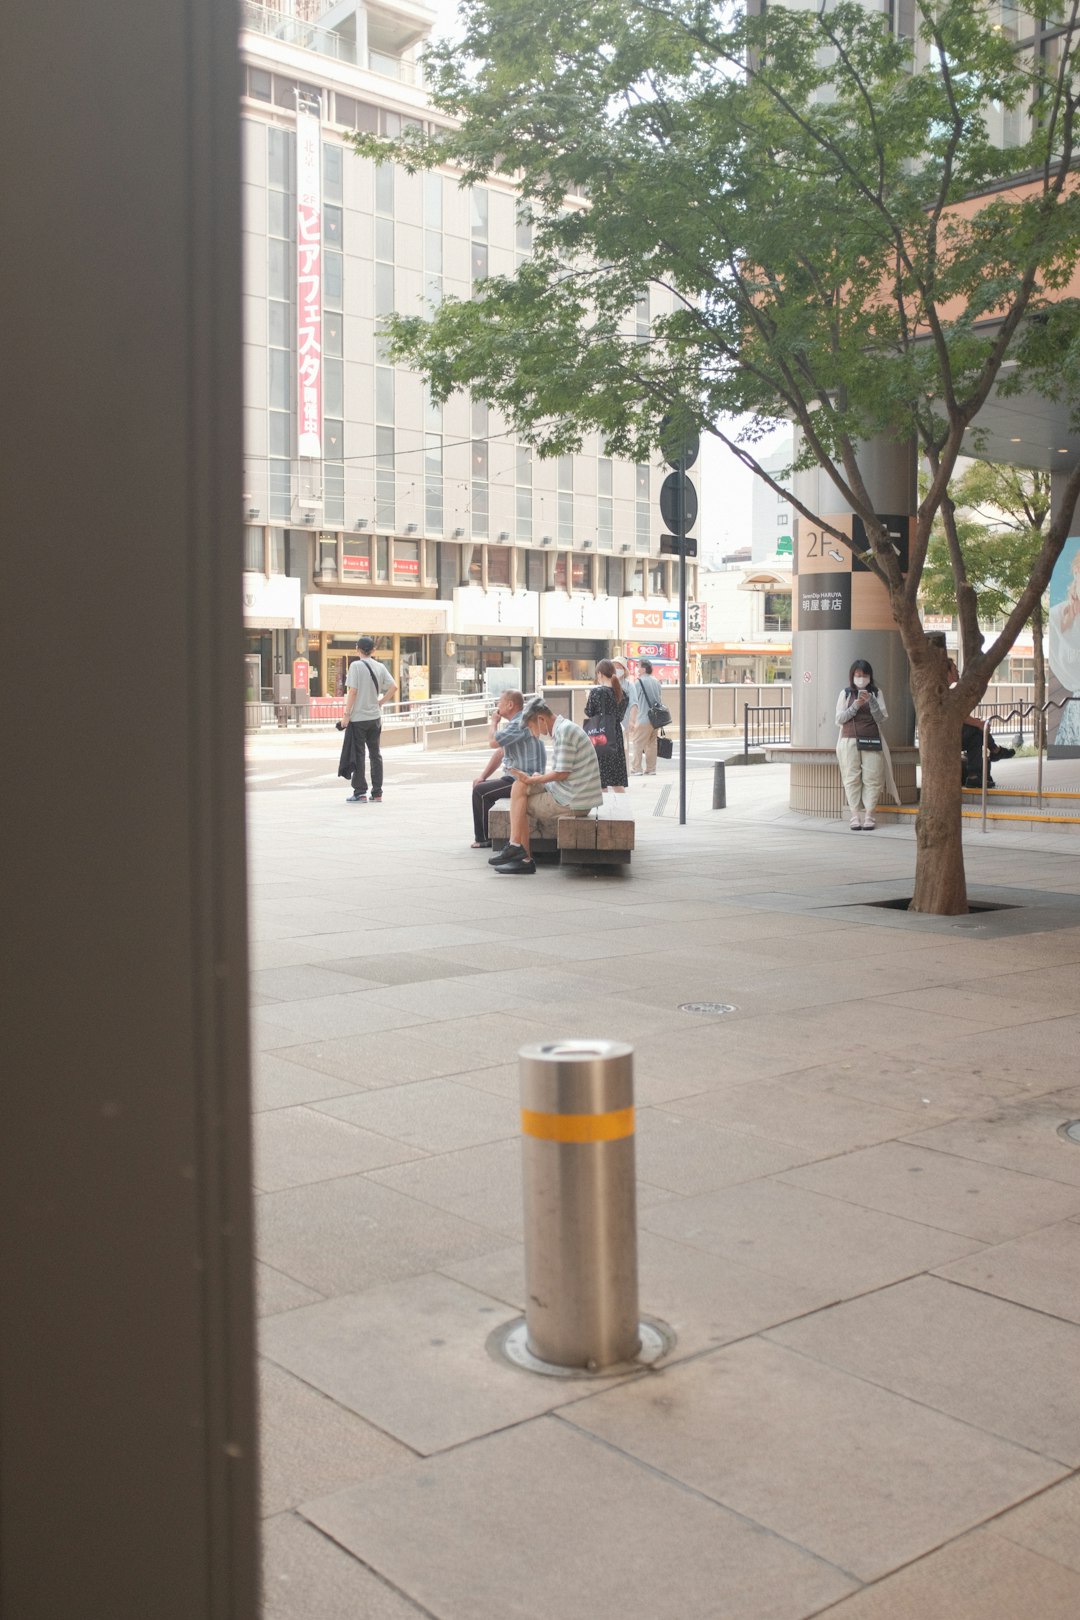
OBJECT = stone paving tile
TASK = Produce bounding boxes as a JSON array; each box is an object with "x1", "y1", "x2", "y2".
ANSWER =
[
  {"x1": 641, "y1": 1178, "x2": 983, "y2": 1296},
  {"x1": 255, "y1": 1262, "x2": 323, "y2": 1319},
  {"x1": 768, "y1": 1275, "x2": 1080, "y2": 1465},
  {"x1": 252, "y1": 1053, "x2": 364, "y2": 1113},
  {"x1": 262, "y1": 1274, "x2": 626, "y2": 1455},
  {"x1": 666, "y1": 1080, "x2": 934, "y2": 1154},
  {"x1": 816, "y1": 1529, "x2": 1080, "y2": 1619},
  {"x1": 267, "y1": 1029, "x2": 486, "y2": 1089},
  {"x1": 329, "y1": 952, "x2": 483, "y2": 984},
  {"x1": 878, "y1": 985, "x2": 1079, "y2": 1031},
  {"x1": 774, "y1": 1049, "x2": 1037, "y2": 1114},
  {"x1": 385, "y1": 1012, "x2": 552, "y2": 1067},
  {"x1": 934, "y1": 1220, "x2": 1080, "y2": 1324},
  {"x1": 250, "y1": 963, "x2": 384, "y2": 1002},
  {"x1": 634, "y1": 1107, "x2": 820, "y2": 1194},
  {"x1": 777, "y1": 1141, "x2": 1080, "y2": 1244},
  {"x1": 441, "y1": 1229, "x2": 849, "y2": 1364},
  {"x1": 992, "y1": 1474, "x2": 1080, "y2": 1574},
  {"x1": 300, "y1": 1417, "x2": 857, "y2": 1620},
  {"x1": 263, "y1": 1513, "x2": 428, "y2": 1620},
  {"x1": 945, "y1": 1014, "x2": 1080, "y2": 1089},
  {"x1": 904, "y1": 1093, "x2": 1080, "y2": 1187},
  {"x1": 564, "y1": 1338, "x2": 1063, "y2": 1581},
  {"x1": 259, "y1": 1360, "x2": 414, "y2": 1516},
  {"x1": 314, "y1": 1079, "x2": 520, "y2": 1155},
  {"x1": 250, "y1": 993, "x2": 431, "y2": 1044},
  {"x1": 253, "y1": 1106, "x2": 425, "y2": 1193},
  {"x1": 256, "y1": 1173, "x2": 507, "y2": 1297},
  {"x1": 352, "y1": 976, "x2": 540, "y2": 1021}
]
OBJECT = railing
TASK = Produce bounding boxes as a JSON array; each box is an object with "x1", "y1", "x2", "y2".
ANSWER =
[
  {"x1": 240, "y1": 2, "x2": 357, "y2": 62},
  {"x1": 245, "y1": 690, "x2": 501, "y2": 744},
  {"x1": 975, "y1": 696, "x2": 1079, "y2": 831},
  {"x1": 744, "y1": 704, "x2": 792, "y2": 755}
]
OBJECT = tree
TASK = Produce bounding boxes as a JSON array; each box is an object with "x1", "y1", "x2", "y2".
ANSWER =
[
  {"x1": 922, "y1": 464, "x2": 1052, "y2": 746},
  {"x1": 358, "y1": 0, "x2": 1080, "y2": 912}
]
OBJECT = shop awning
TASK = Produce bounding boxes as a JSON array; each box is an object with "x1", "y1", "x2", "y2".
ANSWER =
[
  {"x1": 304, "y1": 594, "x2": 453, "y2": 633},
  {"x1": 695, "y1": 642, "x2": 792, "y2": 655}
]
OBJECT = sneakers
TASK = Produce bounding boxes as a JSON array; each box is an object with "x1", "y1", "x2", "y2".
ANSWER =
[
  {"x1": 370, "y1": 793, "x2": 383, "y2": 802},
  {"x1": 346, "y1": 792, "x2": 368, "y2": 803},
  {"x1": 493, "y1": 856, "x2": 536, "y2": 874},
  {"x1": 990, "y1": 745, "x2": 1015, "y2": 760},
  {"x1": 489, "y1": 842, "x2": 524, "y2": 866}
]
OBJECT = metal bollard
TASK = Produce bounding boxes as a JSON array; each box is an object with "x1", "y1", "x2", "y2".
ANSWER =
[
  {"x1": 519, "y1": 1039, "x2": 639, "y2": 1370},
  {"x1": 712, "y1": 759, "x2": 727, "y2": 809}
]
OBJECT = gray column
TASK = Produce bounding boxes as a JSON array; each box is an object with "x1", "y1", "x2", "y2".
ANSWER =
[
  {"x1": 1, "y1": 2, "x2": 257, "y2": 1617},
  {"x1": 789, "y1": 437, "x2": 918, "y2": 814}
]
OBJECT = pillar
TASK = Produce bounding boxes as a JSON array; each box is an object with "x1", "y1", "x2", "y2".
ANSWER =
[{"x1": 789, "y1": 436, "x2": 919, "y2": 814}]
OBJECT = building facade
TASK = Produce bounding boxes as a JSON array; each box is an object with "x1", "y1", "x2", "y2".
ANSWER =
[{"x1": 239, "y1": 0, "x2": 696, "y2": 703}]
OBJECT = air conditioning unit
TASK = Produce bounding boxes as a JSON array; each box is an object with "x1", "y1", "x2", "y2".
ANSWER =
[{"x1": 582, "y1": 540, "x2": 593, "y2": 550}]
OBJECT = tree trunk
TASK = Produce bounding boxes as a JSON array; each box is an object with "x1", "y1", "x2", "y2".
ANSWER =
[
  {"x1": 911, "y1": 701, "x2": 968, "y2": 915},
  {"x1": 1031, "y1": 599, "x2": 1046, "y2": 752}
]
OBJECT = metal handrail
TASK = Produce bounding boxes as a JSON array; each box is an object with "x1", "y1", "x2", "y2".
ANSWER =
[
  {"x1": 743, "y1": 704, "x2": 792, "y2": 756},
  {"x1": 977, "y1": 696, "x2": 1079, "y2": 831}
]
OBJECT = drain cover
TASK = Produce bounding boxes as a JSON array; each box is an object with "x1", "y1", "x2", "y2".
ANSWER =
[
  {"x1": 679, "y1": 1001, "x2": 737, "y2": 1017},
  {"x1": 1058, "y1": 1120, "x2": 1080, "y2": 1145}
]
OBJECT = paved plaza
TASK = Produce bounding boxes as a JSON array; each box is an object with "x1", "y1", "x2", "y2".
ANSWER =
[{"x1": 249, "y1": 742, "x2": 1080, "y2": 1620}]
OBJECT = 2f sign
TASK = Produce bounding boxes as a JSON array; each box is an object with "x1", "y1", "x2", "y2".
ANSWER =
[{"x1": 802, "y1": 528, "x2": 846, "y2": 566}]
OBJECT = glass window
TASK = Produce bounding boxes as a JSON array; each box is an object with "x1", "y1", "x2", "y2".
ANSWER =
[
  {"x1": 268, "y1": 300, "x2": 289, "y2": 348},
  {"x1": 323, "y1": 359, "x2": 343, "y2": 419},
  {"x1": 597, "y1": 556, "x2": 613, "y2": 595},
  {"x1": 269, "y1": 349, "x2": 291, "y2": 409},
  {"x1": 376, "y1": 427, "x2": 395, "y2": 530},
  {"x1": 376, "y1": 536, "x2": 390, "y2": 581},
  {"x1": 324, "y1": 251, "x2": 342, "y2": 307},
  {"x1": 526, "y1": 549, "x2": 544, "y2": 591},
  {"x1": 426, "y1": 231, "x2": 443, "y2": 274},
  {"x1": 335, "y1": 94, "x2": 357, "y2": 127},
  {"x1": 394, "y1": 539, "x2": 420, "y2": 581},
  {"x1": 269, "y1": 528, "x2": 287, "y2": 573},
  {"x1": 598, "y1": 458, "x2": 612, "y2": 496},
  {"x1": 268, "y1": 238, "x2": 289, "y2": 300},
  {"x1": 267, "y1": 127, "x2": 291, "y2": 190},
  {"x1": 323, "y1": 310, "x2": 342, "y2": 356},
  {"x1": 488, "y1": 546, "x2": 511, "y2": 586},
  {"x1": 572, "y1": 556, "x2": 591, "y2": 591},
  {"x1": 342, "y1": 537, "x2": 370, "y2": 577},
  {"x1": 324, "y1": 420, "x2": 344, "y2": 463},
  {"x1": 374, "y1": 162, "x2": 394, "y2": 215},
  {"x1": 273, "y1": 76, "x2": 297, "y2": 110},
  {"x1": 553, "y1": 554, "x2": 567, "y2": 589},
  {"x1": 515, "y1": 213, "x2": 532, "y2": 255},
  {"x1": 648, "y1": 562, "x2": 664, "y2": 594},
  {"x1": 516, "y1": 488, "x2": 533, "y2": 539},
  {"x1": 318, "y1": 535, "x2": 338, "y2": 576},
  {"x1": 471, "y1": 440, "x2": 488, "y2": 478},
  {"x1": 269, "y1": 410, "x2": 291, "y2": 458},
  {"x1": 323, "y1": 204, "x2": 343, "y2": 246},
  {"x1": 353, "y1": 99, "x2": 378, "y2": 134},
  {"x1": 471, "y1": 483, "x2": 488, "y2": 537},
  {"x1": 471, "y1": 399, "x2": 488, "y2": 438},
  {"x1": 269, "y1": 460, "x2": 291, "y2": 520},
  {"x1": 375, "y1": 262, "x2": 394, "y2": 317},
  {"x1": 635, "y1": 464, "x2": 649, "y2": 498},
  {"x1": 468, "y1": 546, "x2": 483, "y2": 583},
  {"x1": 381, "y1": 108, "x2": 401, "y2": 137},
  {"x1": 247, "y1": 67, "x2": 272, "y2": 102},
  {"x1": 267, "y1": 190, "x2": 289, "y2": 241},
  {"x1": 244, "y1": 528, "x2": 264, "y2": 572},
  {"x1": 424, "y1": 172, "x2": 443, "y2": 230},
  {"x1": 557, "y1": 455, "x2": 573, "y2": 491},
  {"x1": 375, "y1": 366, "x2": 394, "y2": 424},
  {"x1": 764, "y1": 591, "x2": 792, "y2": 631},
  {"x1": 471, "y1": 243, "x2": 488, "y2": 281},
  {"x1": 375, "y1": 217, "x2": 394, "y2": 262},
  {"x1": 471, "y1": 187, "x2": 489, "y2": 239},
  {"x1": 598, "y1": 497, "x2": 613, "y2": 550},
  {"x1": 323, "y1": 143, "x2": 343, "y2": 202},
  {"x1": 516, "y1": 446, "x2": 532, "y2": 484},
  {"x1": 558, "y1": 491, "x2": 574, "y2": 544},
  {"x1": 632, "y1": 562, "x2": 644, "y2": 593}
]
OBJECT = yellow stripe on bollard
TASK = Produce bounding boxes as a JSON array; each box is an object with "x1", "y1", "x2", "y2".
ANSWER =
[{"x1": 520, "y1": 1107, "x2": 635, "y2": 1144}]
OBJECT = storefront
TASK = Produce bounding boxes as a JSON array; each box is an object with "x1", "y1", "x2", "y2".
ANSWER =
[
  {"x1": 304, "y1": 594, "x2": 452, "y2": 701},
  {"x1": 242, "y1": 572, "x2": 301, "y2": 699}
]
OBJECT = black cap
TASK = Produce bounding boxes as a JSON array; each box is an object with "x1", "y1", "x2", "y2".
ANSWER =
[{"x1": 356, "y1": 636, "x2": 375, "y2": 653}]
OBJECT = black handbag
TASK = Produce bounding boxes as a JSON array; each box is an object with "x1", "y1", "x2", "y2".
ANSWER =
[
  {"x1": 584, "y1": 712, "x2": 614, "y2": 753},
  {"x1": 656, "y1": 733, "x2": 673, "y2": 760},
  {"x1": 642, "y1": 677, "x2": 672, "y2": 729},
  {"x1": 856, "y1": 737, "x2": 882, "y2": 751}
]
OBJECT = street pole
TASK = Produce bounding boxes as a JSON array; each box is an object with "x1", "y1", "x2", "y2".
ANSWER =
[{"x1": 678, "y1": 459, "x2": 687, "y2": 827}]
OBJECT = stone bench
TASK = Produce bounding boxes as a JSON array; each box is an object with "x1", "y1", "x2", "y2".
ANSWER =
[{"x1": 558, "y1": 815, "x2": 634, "y2": 866}]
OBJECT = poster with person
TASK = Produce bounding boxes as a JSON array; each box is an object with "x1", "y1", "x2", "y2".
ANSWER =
[{"x1": 1048, "y1": 536, "x2": 1080, "y2": 756}]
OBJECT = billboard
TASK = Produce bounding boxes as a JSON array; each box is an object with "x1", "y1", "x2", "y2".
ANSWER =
[
  {"x1": 296, "y1": 103, "x2": 323, "y2": 459},
  {"x1": 1048, "y1": 535, "x2": 1080, "y2": 754}
]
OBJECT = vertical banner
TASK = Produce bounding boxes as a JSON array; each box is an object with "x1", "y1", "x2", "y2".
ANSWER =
[
  {"x1": 1048, "y1": 535, "x2": 1080, "y2": 754},
  {"x1": 296, "y1": 101, "x2": 323, "y2": 459}
]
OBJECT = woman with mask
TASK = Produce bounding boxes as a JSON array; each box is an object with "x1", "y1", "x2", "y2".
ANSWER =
[{"x1": 836, "y1": 659, "x2": 891, "y2": 830}]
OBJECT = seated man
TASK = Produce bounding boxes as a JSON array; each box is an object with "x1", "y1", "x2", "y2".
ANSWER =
[
  {"x1": 470, "y1": 689, "x2": 546, "y2": 848},
  {"x1": 947, "y1": 659, "x2": 1015, "y2": 787},
  {"x1": 491, "y1": 698, "x2": 603, "y2": 875}
]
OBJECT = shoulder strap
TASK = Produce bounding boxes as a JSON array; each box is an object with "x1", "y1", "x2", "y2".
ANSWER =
[{"x1": 363, "y1": 660, "x2": 381, "y2": 694}]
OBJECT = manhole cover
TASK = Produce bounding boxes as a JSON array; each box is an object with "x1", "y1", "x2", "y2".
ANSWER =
[
  {"x1": 1058, "y1": 1120, "x2": 1080, "y2": 1145},
  {"x1": 679, "y1": 1001, "x2": 738, "y2": 1017}
]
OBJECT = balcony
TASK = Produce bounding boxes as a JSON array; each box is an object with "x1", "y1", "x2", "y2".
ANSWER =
[{"x1": 240, "y1": 1, "x2": 424, "y2": 81}]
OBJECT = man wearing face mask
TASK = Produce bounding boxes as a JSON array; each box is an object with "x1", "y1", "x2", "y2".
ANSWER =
[{"x1": 835, "y1": 658, "x2": 897, "y2": 830}]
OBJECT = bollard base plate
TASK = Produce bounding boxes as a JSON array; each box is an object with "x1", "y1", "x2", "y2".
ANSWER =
[{"x1": 490, "y1": 1317, "x2": 673, "y2": 1379}]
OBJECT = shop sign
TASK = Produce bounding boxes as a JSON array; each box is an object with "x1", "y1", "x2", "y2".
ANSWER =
[
  {"x1": 296, "y1": 104, "x2": 322, "y2": 458},
  {"x1": 630, "y1": 642, "x2": 676, "y2": 659},
  {"x1": 393, "y1": 557, "x2": 420, "y2": 576},
  {"x1": 342, "y1": 553, "x2": 370, "y2": 575},
  {"x1": 292, "y1": 658, "x2": 310, "y2": 694},
  {"x1": 406, "y1": 665, "x2": 430, "y2": 701},
  {"x1": 687, "y1": 602, "x2": 707, "y2": 641},
  {"x1": 631, "y1": 607, "x2": 680, "y2": 631}
]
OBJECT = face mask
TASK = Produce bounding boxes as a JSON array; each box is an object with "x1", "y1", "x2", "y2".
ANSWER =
[{"x1": 853, "y1": 676, "x2": 870, "y2": 689}]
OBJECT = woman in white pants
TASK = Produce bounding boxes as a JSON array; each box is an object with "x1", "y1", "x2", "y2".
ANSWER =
[{"x1": 836, "y1": 659, "x2": 887, "y2": 829}]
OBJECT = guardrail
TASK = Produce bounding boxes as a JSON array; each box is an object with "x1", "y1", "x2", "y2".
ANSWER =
[
  {"x1": 244, "y1": 691, "x2": 517, "y2": 746},
  {"x1": 743, "y1": 704, "x2": 792, "y2": 755}
]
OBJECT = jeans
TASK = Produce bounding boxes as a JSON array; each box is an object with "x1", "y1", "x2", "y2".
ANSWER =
[{"x1": 348, "y1": 719, "x2": 383, "y2": 795}]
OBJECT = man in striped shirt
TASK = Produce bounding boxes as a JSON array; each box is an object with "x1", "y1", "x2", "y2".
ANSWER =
[
  {"x1": 491, "y1": 698, "x2": 602, "y2": 875},
  {"x1": 470, "y1": 689, "x2": 546, "y2": 847}
]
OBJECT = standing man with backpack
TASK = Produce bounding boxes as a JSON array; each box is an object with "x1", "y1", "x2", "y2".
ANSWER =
[
  {"x1": 339, "y1": 636, "x2": 397, "y2": 803},
  {"x1": 627, "y1": 658, "x2": 667, "y2": 776}
]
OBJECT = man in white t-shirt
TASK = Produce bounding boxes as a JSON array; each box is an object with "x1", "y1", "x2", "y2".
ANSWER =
[{"x1": 341, "y1": 636, "x2": 397, "y2": 803}]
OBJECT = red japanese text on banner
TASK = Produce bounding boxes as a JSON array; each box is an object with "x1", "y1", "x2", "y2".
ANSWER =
[{"x1": 297, "y1": 105, "x2": 323, "y2": 459}]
